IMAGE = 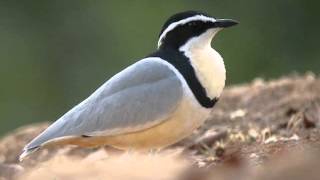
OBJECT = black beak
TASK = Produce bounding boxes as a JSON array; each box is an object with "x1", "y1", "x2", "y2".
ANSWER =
[{"x1": 214, "y1": 19, "x2": 239, "y2": 28}]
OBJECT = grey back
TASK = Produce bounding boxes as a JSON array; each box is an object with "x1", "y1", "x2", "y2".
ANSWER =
[{"x1": 25, "y1": 57, "x2": 183, "y2": 150}]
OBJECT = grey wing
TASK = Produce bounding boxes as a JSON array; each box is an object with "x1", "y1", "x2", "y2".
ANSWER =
[{"x1": 24, "y1": 57, "x2": 184, "y2": 150}]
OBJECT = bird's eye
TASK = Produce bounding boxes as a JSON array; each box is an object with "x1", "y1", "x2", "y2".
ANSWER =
[{"x1": 187, "y1": 22, "x2": 197, "y2": 26}]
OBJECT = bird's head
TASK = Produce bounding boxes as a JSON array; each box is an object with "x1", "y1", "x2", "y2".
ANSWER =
[{"x1": 158, "y1": 11, "x2": 238, "y2": 51}]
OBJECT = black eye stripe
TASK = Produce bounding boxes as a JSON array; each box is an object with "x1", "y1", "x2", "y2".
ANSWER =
[
  {"x1": 159, "y1": 11, "x2": 214, "y2": 37},
  {"x1": 188, "y1": 21, "x2": 202, "y2": 26},
  {"x1": 158, "y1": 20, "x2": 214, "y2": 49},
  {"x1": 187, "y1": 22, "x2": 196, "y2": 26}
]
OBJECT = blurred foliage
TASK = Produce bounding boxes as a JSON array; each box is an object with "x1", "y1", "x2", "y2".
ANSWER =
[{"x1": 0, "y1": 0, "x2": 319, "y2": 135}]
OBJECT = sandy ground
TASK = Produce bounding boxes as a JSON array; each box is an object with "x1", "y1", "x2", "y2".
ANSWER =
[{"x1": 0, "y1": 73, "x2": 320, "y2": 180}]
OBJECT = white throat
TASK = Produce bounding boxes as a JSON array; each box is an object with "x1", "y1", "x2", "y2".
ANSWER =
[{"x1": 179, "y1": 29, "x2": 226, "y2": 99}]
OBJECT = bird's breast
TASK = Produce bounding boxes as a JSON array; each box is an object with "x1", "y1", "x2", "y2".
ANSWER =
[{"x1": 187, "y1": 47, "x2": 226, "y2": 99}]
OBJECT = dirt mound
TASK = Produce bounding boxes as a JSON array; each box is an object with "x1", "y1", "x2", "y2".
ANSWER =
[{"x1": 1, "y1": 74, "x2": 320, "y2": 180}]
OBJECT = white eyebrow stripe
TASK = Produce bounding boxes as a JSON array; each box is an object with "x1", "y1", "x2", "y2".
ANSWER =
[{"x1": 157, "y1": 15, "x2": 216, "y2": 48}]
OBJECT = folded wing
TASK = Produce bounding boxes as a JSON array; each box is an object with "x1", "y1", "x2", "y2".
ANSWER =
[{"x1": 24, "y1": 57, "x2": 184, "y2": 151}]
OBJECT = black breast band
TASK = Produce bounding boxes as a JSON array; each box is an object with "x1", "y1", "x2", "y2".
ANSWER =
[{"x1": 149, "y1": 48, "x2": 218, "y2": 108}]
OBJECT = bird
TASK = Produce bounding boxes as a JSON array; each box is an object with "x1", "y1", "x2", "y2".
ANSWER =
[{"x1": 19, "y1": 10, "x2": 238, "y2": 161}]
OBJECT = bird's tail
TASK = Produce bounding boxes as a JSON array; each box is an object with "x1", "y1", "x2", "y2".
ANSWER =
[{"x1": 19, "y1": 146, "x2": 40, "y2": 162}]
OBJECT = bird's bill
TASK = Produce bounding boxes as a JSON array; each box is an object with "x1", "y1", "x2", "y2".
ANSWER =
[{"x1": 214, "y1": 19, "x2": 239, "y2": 28}]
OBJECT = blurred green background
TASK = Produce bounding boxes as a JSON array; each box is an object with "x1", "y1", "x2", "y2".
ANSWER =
[{"x1": 0, "y1": 1, "x2": 319, "y2": 135}]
